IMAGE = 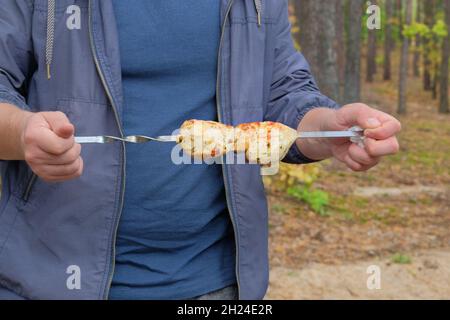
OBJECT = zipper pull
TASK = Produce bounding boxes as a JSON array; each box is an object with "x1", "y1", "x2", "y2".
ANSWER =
[{"x1": 254, "y1": 0, "x2": 262, "y2": 28}]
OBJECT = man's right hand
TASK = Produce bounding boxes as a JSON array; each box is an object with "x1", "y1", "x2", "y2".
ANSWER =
[{"x1": 20, "y1": 111, "x2": 83, "y2": 182}]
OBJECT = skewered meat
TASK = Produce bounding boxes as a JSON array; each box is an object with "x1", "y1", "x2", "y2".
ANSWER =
[{"x1": 177, "y1": 120, "x2": 298, "y2": 164}]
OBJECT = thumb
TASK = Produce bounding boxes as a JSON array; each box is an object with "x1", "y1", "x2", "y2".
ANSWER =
[
  {"x1": 364, "y1": 117, "x2": 382, "y2": 130},
  {"x1": 55, "y1": 123, "x2": 74, "y2": 139},
  {"x1": 338, "y1": 104, "x2": 381, "y2": 129},
  {"x1": 42, "y1": 111, "x2": 74, "y2": 139}
]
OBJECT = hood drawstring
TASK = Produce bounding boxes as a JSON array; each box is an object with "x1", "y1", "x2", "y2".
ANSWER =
[
  {"x1": 46, "y1": 0, "x2": 55, "y2": 80},
  {"x1": 254, "y1": 0, "x2": 262, "y2": 27}
]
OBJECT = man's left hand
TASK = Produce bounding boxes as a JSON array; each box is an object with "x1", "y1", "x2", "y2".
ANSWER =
[
  {"x1": 325, "y1": 103, "x2": 401, "y2": 171},
  {"x1": 297, "y1": 103, "x2": 401, "y2": 171}
]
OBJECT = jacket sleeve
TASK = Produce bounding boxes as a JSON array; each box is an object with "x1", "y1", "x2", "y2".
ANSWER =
[
  {"x1": 264, "y1": 0, "x2": 340, "y2": 164},
  {"x1": 0, "y1": 0, "x2": 34, "y2": 110}
]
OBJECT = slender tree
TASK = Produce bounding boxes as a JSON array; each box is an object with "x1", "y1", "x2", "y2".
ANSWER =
[
  {"x1": 295, "y1": 0, "x2": 319, "y2": 65},
  {"x1": 396, "y1": 0, "x2": 403, "y2": 45},
  {"x1": 439, "y1": 0, "x2": 450, "y2": 113},
  {"x1": 384, "y1": 0, "x2": 394, "y2": 80},
  {"x1": 335, "y1": 0, "x2": 346, "y2": 102},
  {"x1": 296, "y1": 0, "x2": 340, "y2": 100},
  {"x1": 344, "y1": 0, "x2": 364, "y2": 103},
  {"x1": 317, "y1": 1, "x2": 340, "y2": 100},
  {"x1": 398, "y1": 0, "x2": 413, "y2": 114},
  {"x1": 432, "y1": 57, "x2": 439, "y2": 100},
  {"x1": 366, "y1": 0, "x2": 378, "y2": 83},
  {"x1": 413, "y1": 0, "x2": 422, "y2": 77},
  {"x1": 423, "y1": 0, "x2": 436, "y2": 91}
]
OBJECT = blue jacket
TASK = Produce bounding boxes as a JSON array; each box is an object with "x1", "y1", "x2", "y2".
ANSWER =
[{"x1": 0, "y1": 0, "x2": 338, "y2": 299}]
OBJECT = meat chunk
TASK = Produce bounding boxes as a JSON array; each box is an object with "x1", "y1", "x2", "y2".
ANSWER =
[
  {"x1": 177, "y1": 120, "x2": 298, "y2": 163},
  {"x1": 236, "y1": 121, "x2": 298, "y2": 164},
  {"x1": 178, "y1": 120, "x2": 235, "y2": 159}
]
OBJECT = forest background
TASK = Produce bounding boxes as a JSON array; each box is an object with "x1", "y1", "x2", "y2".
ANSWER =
[{"x1": 266, "y1": 0, "x2": 450, "y2": 299}]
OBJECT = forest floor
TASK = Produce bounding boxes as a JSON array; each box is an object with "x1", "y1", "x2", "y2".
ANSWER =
[{"x1": 265, "y1": 71, "x2": 450, "y2": 299}]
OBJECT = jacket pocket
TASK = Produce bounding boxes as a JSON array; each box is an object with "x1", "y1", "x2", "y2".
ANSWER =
[{"x1": 21, "y1": 173, "x2": 37, "y2": 202}]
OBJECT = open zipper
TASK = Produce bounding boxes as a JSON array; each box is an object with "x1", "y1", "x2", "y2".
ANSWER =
[
  {"x1": 87, "y1": 0, "x2": 127, "y2": 300},
  {"x1": 216, "y1": 0, "x2": 241, "y2": 300}
]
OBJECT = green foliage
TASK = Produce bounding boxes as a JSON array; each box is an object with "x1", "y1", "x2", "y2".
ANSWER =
[
  {"x1": 402, "y1": 22, "x2": 429, "y2": 39},
  {"x1": 402, "y1": 21, "x2": 448, "y2": 40},
  {"x1": 287, "y1": 186, "x2": 329, "y2": 216},
  {"x1": 264, "y1": 163, "x2": 321, "y2": 191},
  {"x1": 264, "y1": 163, "x2": 325, "y2": 216},
  {"x1": 391, "y1": 253, "x2": 412, "y2": 264},
  {"x1": 432, "y1": 20, "x2": 449, "y2": 38},
  {"x1": 402, "y1": 19, "x2": 449, "y2": 83}
]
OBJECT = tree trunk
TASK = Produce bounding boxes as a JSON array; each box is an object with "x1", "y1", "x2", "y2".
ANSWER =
[
  {"x1": 423, "y1": 0, "x2": 435, "y2": 91},
  {"x1": 335, "y1": 0, "x2": 346, "y2": 102},
  {"x1": 432, "y1": 63, "x2": 439, "y2": 100},
  {"x1": 439, "y1": 0, "x2": 450, "y2": 113},
  {"x1": 413, "y1": 34, "x2": 421, "y2": 77},
  {"x1": 413, "y1": 0, "x2": 422, "y2": 77},
  {"x1": 296, "y1": 0, "x2": 320, "y2": 73},
  {"x1": 344, "y1": 0, "x2": 363, "y2": 103},
  {"x1": 317, "y1": 1, "x2": 339, "y2": 100},
  {"x1": 296, "y1": 0, "x2": 340, "y2": 101},
  {"x1": 384, "y1": 0, "x2": 394, "y2": 80},
  {"x1": 366, "y1": 15, "x2": 377, "y2": 83},
  {"x1": 398, "y1": 0, "x2": 413, "y2": 114},
  {"x1": 366, "y1": 32, "x2": 377, "y2": 82},
  {"x1": 396, "y1": 0, "x2": 403, "y2": 46}
]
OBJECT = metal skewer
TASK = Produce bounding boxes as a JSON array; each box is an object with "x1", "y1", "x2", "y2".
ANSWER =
[
  {"x1": 75, "y1": 127, "x2": 365, "y2": 144},
  {"x1": 74, "y1": 135, "x2": 179, "y2": 144}
]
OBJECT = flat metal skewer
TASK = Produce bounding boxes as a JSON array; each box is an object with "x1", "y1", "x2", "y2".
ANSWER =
[
  {"x1": 74, "y1": 127, "x2": 364, "y2": 144},
  {"x1": 74, "y1": 135, "x2": 179, "y2": 144},
  {"x1": 298, "y1": 130, "x2": 362, "y2": 139}
]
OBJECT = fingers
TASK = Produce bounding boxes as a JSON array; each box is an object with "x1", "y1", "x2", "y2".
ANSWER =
[
  {"x1": 23, "y1": 112, "x2": 75, "y2": 155},
  {"x1": 332, "y1": 104, "x2": 401, "y2": 172},
  {"x1": 342, "y1": 137, "x2": 398, "y2": 171},
  {"x1": 365, "y1": 137, "x2": 400, "y2": 157},
  {"x1": 337, "y1": 103, "x2": 402, "y2": 135},
  {"x1": 29, "y1": 143, "x2": 82, "y2": 165},
  {"x1": 36, "y1": 112, "x2": 75, "y2": 154},
  {"x1": 25, "y1": 144, "x2": 84, "y2": 182},
  {"x1": 42, "y1": 111, "x2": 75, "y2": 139},
  {"x1": 341, "y1": 144, "x2": 379, "y2": 172},
  {"x1": 35, "y1": 157, "x2": 83, "y2": 178},
  {"x1": 365, "y1": 117, "x2": 402, "y2": 140},
  {"x1": 39, "y1": 158, "x2": 84, "y2": 183},
  {"x1": 344, "y1": 154, "x2": 364, "y2": 171},
  {"x1": 336, "y1": 103, "x2": 379, "y2": 129},
  {"x1": 34, "y1": 130, "x2": 75, "y2": 155},
  {"x1": 22, "y1": 111, "x2": 84, "y2": 182},
  {"x1": 348, "y1": 143, "x2": 380, "y2": 166},
  {"x1": 336, "y1": 138, "x2": 397, "y2": 172},
  {"x1": 332, "y1": 142, "x2": 379, "y2": 172}
]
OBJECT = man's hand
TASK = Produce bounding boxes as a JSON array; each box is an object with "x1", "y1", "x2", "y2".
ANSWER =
[
  {"x1": 327, "y1": 104, "x2": 401, "y2": 171},
  {"x1": 297, "y1": 103, "x2": 401, "y2": 171},
  {"x1": 21, "y1": 111, "x2": 83, "y2": 182}
]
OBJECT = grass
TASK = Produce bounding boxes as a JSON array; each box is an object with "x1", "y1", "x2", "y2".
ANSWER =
[
  {"x1": 383, "y1": 118, "x2": 450, "y2": 178},
  {"x1": 272, "y1": 204, "x2": 287, "y2": 215},
  {"x1": 391, "y1": 253, "x2": 412, "y2": 265},
  {"x1": 287, "y1": 186, "x2": 330, "y2": 216}
]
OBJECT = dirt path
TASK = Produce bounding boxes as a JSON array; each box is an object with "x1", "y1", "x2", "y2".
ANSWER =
[{"x1": 265, "y1": 249, "x2": 450, "y2": 300}]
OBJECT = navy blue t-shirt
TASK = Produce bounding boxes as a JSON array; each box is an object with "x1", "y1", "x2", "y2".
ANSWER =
[{"x1": 109, "y1": 0, "x2": 236, "y2": 300}]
